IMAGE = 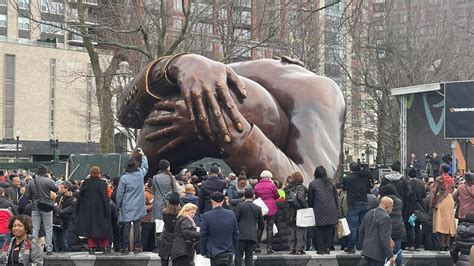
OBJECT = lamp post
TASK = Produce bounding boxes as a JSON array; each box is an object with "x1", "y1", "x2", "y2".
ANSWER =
[
  {"x1": 15, "y1": 129, "x2": 20, "y2": 163},
  {"x1": 50, "y1": 135, "x2": 59, "y2": 161}
]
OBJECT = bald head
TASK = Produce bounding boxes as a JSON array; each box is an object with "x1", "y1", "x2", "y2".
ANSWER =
[{"x1": 380, "y1": 196, "x2": 394, "y2": 214}]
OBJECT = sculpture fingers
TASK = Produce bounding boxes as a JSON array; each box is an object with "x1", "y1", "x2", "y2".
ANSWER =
[
  {"x1": 182, "y1": 89, "x2": 202, "y2": 141},
  {"x1": 216, "y1": 81, "x2": 243, "y2": 132},
  {"x1": 204, "y1": 86, "x2": 231, "y2": 143},
  {"x1": 192, "y1": 89, "x2": 215, "y2": 142},
  {"x1": 144, "y1": 114, "x2": 175, "y2": 126},
  {"x1": 145, "y1": 126, "x2": 179, "y2": 142},
  {"x1": 157, "y1": 136, "x2": 187, "y2": 156},
  {"x1": 153, "y1": 100, "x2": 175, "y2": 112},
  {"x1": 226, "y1": 66, "x2": 247, "y2": 98}
]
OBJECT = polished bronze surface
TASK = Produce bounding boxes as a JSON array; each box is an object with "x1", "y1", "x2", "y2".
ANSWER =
[{"x1": 119, "y1": 54, "x2": 345, "y2": 184}]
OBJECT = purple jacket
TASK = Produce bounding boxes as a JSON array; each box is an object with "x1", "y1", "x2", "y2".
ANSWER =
[{"x1": 254, "y1": 179, "x2": 279, "y2": 216}]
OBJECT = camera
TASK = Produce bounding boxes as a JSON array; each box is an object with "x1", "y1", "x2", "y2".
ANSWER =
[{"x1": 425, "y1": 153, "x2": 432, "y2": 160}]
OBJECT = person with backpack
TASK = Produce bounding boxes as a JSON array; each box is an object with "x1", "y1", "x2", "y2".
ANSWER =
[{"x1": 284, "y1": 171, "x2": 308, "y2": 255}]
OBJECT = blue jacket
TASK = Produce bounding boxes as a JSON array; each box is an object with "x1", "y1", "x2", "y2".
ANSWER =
[
  {"x1": 200, "y1": 206, "x2": 239, "y2": 258},
  {"x1": 117, "y1": 156, "x2": 148, "y2": 222}
]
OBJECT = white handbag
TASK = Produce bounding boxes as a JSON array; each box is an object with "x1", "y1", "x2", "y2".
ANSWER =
[
  {"x1": 253, "y1": 198, "x2": 269, "y2": 216},
  {"x1": 296, "y1": 208, "x2": 316, "y2": 227}
]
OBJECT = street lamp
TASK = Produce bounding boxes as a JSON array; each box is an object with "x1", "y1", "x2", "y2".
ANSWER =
[
  {"x1": 50, "y1": 134, "x2": 59, "y2": 161},
  {"x1": 15, "y1": 129, "x2": 20, "y2": 163}
]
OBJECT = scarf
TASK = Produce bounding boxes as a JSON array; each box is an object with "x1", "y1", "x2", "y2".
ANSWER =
[{"x1": 442, "y1": 173, "x2": 455, "y2": 188}]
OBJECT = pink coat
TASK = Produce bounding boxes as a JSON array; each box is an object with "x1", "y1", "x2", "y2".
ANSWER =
[
  {"x1": 254, "y1": 179, "x2": 279, "y2": 216},
  {"x1": 454, "y1": 183, "x2": 474, "y2": 219}
]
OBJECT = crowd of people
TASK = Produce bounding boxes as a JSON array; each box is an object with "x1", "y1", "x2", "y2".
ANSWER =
[{"x1": 0, "y1": 150, "x2": 471, "y2": 266}]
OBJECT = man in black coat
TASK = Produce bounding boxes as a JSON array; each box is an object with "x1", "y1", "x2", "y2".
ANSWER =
[
  {"x1": 359, "y1": 197, "x2": 395, "y2": 266},
  {"x1": 201, "y1": 192, "x2": 239, "y2": 266},
  {"x1": 199, "y1": 166, "x2": 227, "y2": 214},
  {"x1": 235, "y1": 189, "x2": 264, "y2": 266},
  {"x1": 406, "y1": 168, "x2": 426, "y2": 251},
  {"x1": 381, "y1": 161, "x2": 414, "y2": 249}
]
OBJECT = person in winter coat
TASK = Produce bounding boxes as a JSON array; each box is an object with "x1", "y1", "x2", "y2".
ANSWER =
[
  {"x1": 235, "y1": 189, "x2": 264, "y2": 266},
  {"x1": 0, "y1": 188, "x2": 18, "y2": 248},
  {"x1": 453, "y1": 172, "x2": 474, "y2": 222},
  {"x1": 359, "y1": 197, "x2": 396, "y2": 266},
  {"x1": 421, "y1": 181, "x2": 440, "y2": 251},
  {"x1": 254, "y1": 170, "x2": 279, "y2": 254},
  {"x1": 284, "y1": 171, "x2": 308, "y2": 255},
  {"x1": 158, "y1": 192, "x2": 181, "y2": 266},
  {"x1": 431, "y1": 164, "x2": 456, "y2": 251},
  {"x1": 52, "y1": 181, "x2": 76, "y2": 252},
  {"x1": 380, "y1": 161, "x2": 414, "y2": 249},
  {"x1": 272, "y1": 200, "x2": 290, "y2": 252},
  {"x1": 152, "y1": 159, "x2": 178, "y2": 220},
  {"x1": 141, "y1": 179, "x2": 155, "y2": 252},
  {"x1": 308, "y1": 166, "x2": 338, "y2": 255},
  {"x1": 228, "y1": 176, "x2": 253, "y2": 211},
  {"x1": 74, "y1": 166, "x2": 112, "y2": 255},
  {"x1": 379, "y1": 185, "x2": 405, "y2": 266},
  {"x1": 406, "y1": 168, "x2": 426, "y2": 251},
  {"x1": 180, "y1": 184, "x2": 199, "y2": 207},
  {"x1": 0, "y1": 215, "x2": 43, "y2": 265},
  {"x1": 198, "y1": 165, "x2": 227, "y2": 214},
  {"x1": 116, "y1": 154, "x2": 148, "y2": 254},
  {"x1": 335, "y1": 182, "x2": 348, "y2": 250},
  {"x1": 450, "y1": 211, "x2": 474, "y2": 266},
  {"x1": 170, "y1": 203, "x2": 200, "y2": 266}
]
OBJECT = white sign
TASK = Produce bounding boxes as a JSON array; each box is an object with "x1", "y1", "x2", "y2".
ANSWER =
[{"x1": 0, "y1": 144, "x2": 22, "y2": 152}]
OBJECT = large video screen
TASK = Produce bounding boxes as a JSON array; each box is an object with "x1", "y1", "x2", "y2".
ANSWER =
[{"x1": 445, "y1": 81, "x2": 474, "y2": 139}]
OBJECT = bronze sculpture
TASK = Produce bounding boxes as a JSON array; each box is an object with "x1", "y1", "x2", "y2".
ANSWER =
[{"x1": 118, "y1": 54, "x2": 345, "y2": 184}]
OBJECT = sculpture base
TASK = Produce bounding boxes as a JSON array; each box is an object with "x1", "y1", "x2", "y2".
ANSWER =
[{"x1": 43, "y1": 250, "x2": 452, "y2": 266}]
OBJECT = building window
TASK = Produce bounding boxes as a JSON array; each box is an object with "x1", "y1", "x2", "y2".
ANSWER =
[
  {"x1": 0, "y1": 0, "x2": 6, "y2": 6},
  {"x1": 50, "y1": 59, "x2": 56, "y2": 137},
  {"x1": 18, "y1": 17, "x2": 30, "y2": 30},
  {"x1": 174, "y1": 0, "x2": 182, "y2": 11},
  {"x1": 41, "y1": 21, "x2": 64, "y2": 34},
  {"x1": 4, "y1": 55, "x2": 15, "y2": 139},
  {"x1": 0, "y1": 14, "x2": 6, "y2": 27},
  {"x1": 42, "y1": 1, "x2": 64, "y2": 15},
  {"x1": 18, "y1": 0, "x2": 29, "y2": 9}
]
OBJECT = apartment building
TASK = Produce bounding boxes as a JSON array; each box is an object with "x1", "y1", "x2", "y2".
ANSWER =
[{"x1": 0, "y1": 0, "x2": 101, "y2": 162}]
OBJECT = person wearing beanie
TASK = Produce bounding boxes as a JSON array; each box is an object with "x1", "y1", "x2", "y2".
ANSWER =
[
  {"x1": 254, "y1": 170, "x2": 279, "y2": 253},
  {"x1": 117, "y1": 150, "x2": 149, "y2": 254},
  {"x1": 152, "y1": 159, "x2": 177, "y2": 221},
  {"x1": 24, "y1": 164, "x2": 58, "y2": 255},
  {"x1": 159, "y1": 192, "x2": 182, "y2": 266},
  {"x1": 74, "y1": 166, "x2": 112, "y2": 254},
  {"x1": 198, "y1": 165, "x2": 227, "y2": 215}
]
